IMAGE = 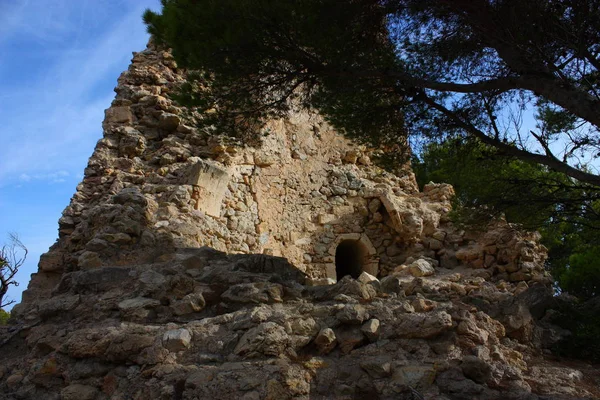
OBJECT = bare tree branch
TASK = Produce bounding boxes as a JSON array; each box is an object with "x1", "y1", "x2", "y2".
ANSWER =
[
  {"x1": 417, "y1": 91, "x2": 600, "y2": 186},
  {"x1": 0, "y1": 234, "x2": 27, "y2": 309}
]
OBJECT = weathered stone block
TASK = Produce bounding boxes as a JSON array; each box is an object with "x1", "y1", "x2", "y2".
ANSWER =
[
  {"x1": 105, "y1": 106, "x2": 132, "y2": 124},
  {"x1": 163, "y1": 328, "x2": 192, "y2": 352},
  {"x1": 158, "y1": 112, "x2": 180, "y2": 130},
  {"x1": 187, "y1": 159, "x2": 229, "y2": 217},
  {"x1": 408, "y1": 259, "x2": 435, "y2": 277}
]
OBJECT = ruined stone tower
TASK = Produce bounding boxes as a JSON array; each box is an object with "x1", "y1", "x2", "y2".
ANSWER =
[
  {"x1": 2, "y1": 44, "x2": 599, "y2": 400},
  {"x1": 17, "y1": 45, "x2": 548, "y2": 310}
]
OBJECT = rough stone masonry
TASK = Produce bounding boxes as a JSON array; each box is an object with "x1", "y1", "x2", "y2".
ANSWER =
[{"x1": 1, "y1": 43, "x2": 599, "y2": 400}]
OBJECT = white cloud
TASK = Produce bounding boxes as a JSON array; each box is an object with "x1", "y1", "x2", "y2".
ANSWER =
[
  {"x1": 0, "y1": 0, "x2": 162, "y2": 308},
  {"x1": 17, "y1": 170, "x2": 71, "y2": 184},
  {"x1": 18, "y1": 174, "x2": 31, "y2": 182},
  {"x1": 0, "y1": 1, "x2": 158, "y2": 186}
]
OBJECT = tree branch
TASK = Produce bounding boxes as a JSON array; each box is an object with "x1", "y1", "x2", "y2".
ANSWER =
[
  {"x1": 530, "y1": 130, "x2": 558, "y2": 160},
  {"x1": 417, "y1": 92, "x2": 600, "y2": 186},
  {"x1": 398, "y1": 75, "x2": 522, "y2": 94}
]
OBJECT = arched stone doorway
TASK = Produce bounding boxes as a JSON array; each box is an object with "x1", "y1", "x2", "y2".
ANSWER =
[
  {"x1": 326, "y1": 233, "x2": 378, "y2": 282},
  {"x1": 335, "y1": 239, "x2": 367, "y2": 280}
]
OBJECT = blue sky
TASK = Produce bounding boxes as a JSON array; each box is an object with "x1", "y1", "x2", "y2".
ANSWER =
[{"x1": 0, "y1": 0, "x2": 161, "y2": 309}]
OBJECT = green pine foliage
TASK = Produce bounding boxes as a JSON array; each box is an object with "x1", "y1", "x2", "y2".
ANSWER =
[
  {"x1": 551, "y1": 298, "x2": 600, "y2": 363},
  {"x1": 143, "y1": 0, "x2": 600, "y2": 187},
  {"x1": 413, "y1": 138, "x2": 600, "y2": 300},
  {"x1": 561, "y1": 248, "x2": 600, "y2": 300},
  {"x1": 413, "y1": 139, "x2": 600, "y2": 362},
  {"x1": 0, "y1": 309, "x2": 9, "y2": 325}
]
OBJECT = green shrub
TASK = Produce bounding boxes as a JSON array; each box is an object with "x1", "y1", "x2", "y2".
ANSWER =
[
  {"x1": 0, "y1": 309, "x2": 9, "y2": 325},
  {"x1": 551, "y1": 298, "x2": 600, "y2": 363}
]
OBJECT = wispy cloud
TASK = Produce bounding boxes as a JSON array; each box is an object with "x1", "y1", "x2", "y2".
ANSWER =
[
  {"x1": 0, "y1": 0, "x2": 81, "y2": 46},
  {"x1": 0, "y1": 1, "x2": 162, "y2": 309},
  {"x1": 19, "y1": 170, "x2": 70, "y2": 184},
  {"x1": 0, "y1": 0, "x2": 159, "y2": 186}
]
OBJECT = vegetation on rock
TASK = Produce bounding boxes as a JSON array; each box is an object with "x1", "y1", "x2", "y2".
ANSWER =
[
  {"x1": 0, "y1": 309, "x2": 9, "y2": 325},
  {"x1": 551, "y1": 297, "x2": 600, "y2": 363}
]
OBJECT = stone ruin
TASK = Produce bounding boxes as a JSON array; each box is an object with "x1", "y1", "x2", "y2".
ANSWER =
[{"x1": 1, "y1": 44, "x2": 599, "y2": 399}]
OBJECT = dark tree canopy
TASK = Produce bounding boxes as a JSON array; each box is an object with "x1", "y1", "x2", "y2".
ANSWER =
[{"x1": 144, "y1": 0, "x2": 600, "y2": 185}]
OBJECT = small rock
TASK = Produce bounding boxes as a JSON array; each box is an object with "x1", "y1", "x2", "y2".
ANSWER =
[
  {"x1": 105, "y1": 106, "x2": 132, "y2": 124},
  {"x1": 509, "y1": 271, "x2": 532, "y2": 282},
  {"x1": 118, "y1": 297, "x2": 160, "y2": 321},
  {"x1": 5, "y1": 374, "x2": 24, "y2": 388},
  {"x1": 139, "y1": 270, "x2": 167, "y2": 289},
  {"x1": 432, "y1": 230, "x2": 446, "y2": 241},
  {"x1": 335, "y1": 326, "x2": 365, "y2": 354},
  {"x1": 408, "y1": 259, "x2": 435, "y2": 277},
  {"x1": 357, "y1": 271, "x2": 379, "y2": 284},
  {"x1": 391, "y1": 365, "x2": 437, "y2": 389},
  {"x1": 368, "y1": 198, "x2": 382, "y2": 214},
  {"x1": 450, "y1": 282, "x2": 467, "y2": 296},
  {"x1": 314, "y1": 328, "x2": 337, "y2": 354},
  {"x1": 113, "y1": 187, "x2": 147, "y2": 206},
  {"x1": 343, "y1": 150, "x2": 359, "y2": 164},
  {"x1": 234, "y1": 322, "x2": 289, "y2": 358},
  {"x1": 394, "y1": 311, "x2": 452, "y2": 338},
  {"x1": 317, "y1": 213, "x2": 337, "y2": 225},
  {"x1": 221, "y1": 282, "x2": 283, "y2": 304},
  {"x1": 118, "y1": 297, "x2": 160, "y2": 311},
  {"x1": 103, "y1": 232, "x2": 132, "y2": 244},
  {"x1": 386, "y1": 244, "x2": 402, "y2": 257},
  {"x1": 254, "y1": 153, "x2": 276, "y2": 167},
  {"x1": 428, "y1": 238, "x2": 443, "y2": 250},
  {"x1": 457, "y1": 319, "x2": 489, "y2": 344},
  {"x1": 400, "y1": 301, "x2": 415, "y2": 313},
  {"x1": 159, "y1": 112, "x2": 181, "y2": 130},
  {"x1": 411, "y1": 298, "x2": 436, "y2": 312},
  {"x1": 461, "y1": 356, "x2": 492, "y2": 384},
  {"x1": 381, "y1": 275, "x2": 403, "y2": 294},
  {"x1": 336, "y1": 304, "x2": 369, "y2": 325},
  {"x1": 308, "y1": 277, "x2": 337, "y2": 286},
  {"x1": 361, "y1": 319, "x2": 380, "y2": 342},
  {"x1": 61, "y1": 384, "x2": 99, "y2": 400},
  {"x1": 78, "y1": 251, "x2": 102, "y2": 270},
  {"x1": 513, "y1": 281, "x2": 529, "y2": 297},
  {"x1": 85, "y1": 238, "x2": 109, "y2": 252},
  {"x1": 172, "y1": 293, "x2": 206, "y2": 316},
  {"x1": 38, "y1": 294, "x2": 81, "y2": 319},
  {"x1": 360, "y1": 357, "x2": 392, "y2": 378},
  {"x1": 163, "y1": 328, "x2": 192, "y2": 352}
]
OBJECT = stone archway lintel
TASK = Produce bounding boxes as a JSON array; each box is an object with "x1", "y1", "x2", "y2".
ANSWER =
[{"x1": 328, "y1": 233, "x2": 376, "y2": 256}]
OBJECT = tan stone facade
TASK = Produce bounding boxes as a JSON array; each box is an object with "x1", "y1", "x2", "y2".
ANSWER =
[{"x1": 16, "y1": 44, "x2": 549, "y2": 310}]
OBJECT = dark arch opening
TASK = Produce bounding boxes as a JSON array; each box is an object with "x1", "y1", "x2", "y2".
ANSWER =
[{"x1": 335, "y1": 240, "x2": 366, "y2": 280}]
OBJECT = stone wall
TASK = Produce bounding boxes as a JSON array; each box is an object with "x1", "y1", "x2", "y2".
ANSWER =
[{"x1": 16, "y1": 44, "x2": 550, "y2": 317}]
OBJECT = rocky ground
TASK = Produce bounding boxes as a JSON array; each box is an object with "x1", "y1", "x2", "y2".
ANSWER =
[{"x1": 1, "y1": 247, "x2": 599, "y2": 399}]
